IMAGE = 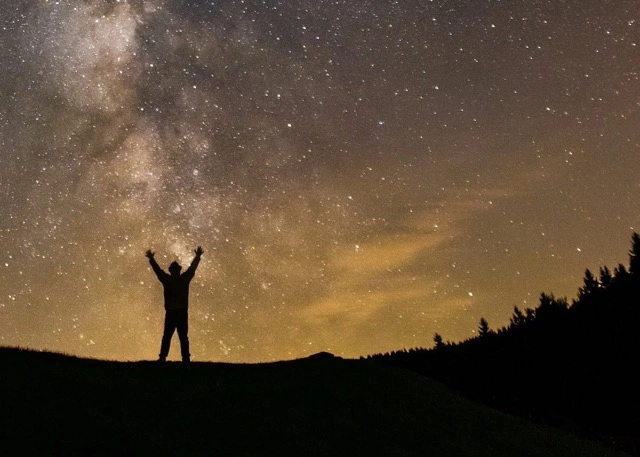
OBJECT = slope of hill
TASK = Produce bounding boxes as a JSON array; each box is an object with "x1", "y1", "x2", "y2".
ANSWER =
[
  {"x1": 0, "y1": 348, "x2": 632, "y2": 457},
  {"x1": 367, "y1": 233, "x2": 640, "y2": 457}
]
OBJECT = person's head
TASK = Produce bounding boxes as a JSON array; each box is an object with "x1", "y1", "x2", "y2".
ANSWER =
[{"x1": 169, "y1": 261, "x2": 182, "y2": 276}]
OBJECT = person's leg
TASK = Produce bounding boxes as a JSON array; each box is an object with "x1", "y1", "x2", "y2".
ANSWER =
[
  {"x1": 176, "y1": 310, "x2": 190, "y2": 362},
  {"x1": 159, "y1": 311, "x2": 177, "y2": 361}
]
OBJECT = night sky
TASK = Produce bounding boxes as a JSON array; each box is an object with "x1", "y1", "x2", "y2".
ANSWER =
[{"x1": 1, "y1": 0, "x2": 638, "y2": 362}]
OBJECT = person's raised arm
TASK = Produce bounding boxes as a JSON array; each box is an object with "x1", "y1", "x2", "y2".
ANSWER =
[
  {"x1": 184, "y1": 246, "x2": 203, "y2": 279},
  {"x1": 146, "y1": 249, "x2": 168, "y2": 281}
]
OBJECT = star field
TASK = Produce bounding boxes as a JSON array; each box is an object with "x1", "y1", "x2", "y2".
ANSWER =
[{"x1": 1, "y1": 0, "x2": 639, "y2": 362}]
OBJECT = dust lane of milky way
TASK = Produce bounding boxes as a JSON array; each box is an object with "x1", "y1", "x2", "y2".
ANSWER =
[{"x1": 0, "y1": 0, "x2": 638, "y2": 362}]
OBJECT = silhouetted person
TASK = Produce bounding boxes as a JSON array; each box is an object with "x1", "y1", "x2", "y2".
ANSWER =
[{"x1": 146, "y1": 246, "x2": 204, "y2": 362}]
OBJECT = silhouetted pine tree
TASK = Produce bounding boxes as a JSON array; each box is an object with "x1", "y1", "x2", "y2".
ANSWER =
[
  {"x1": 598, "y1": 266, "x2": 612, "y2": 288},
  {"x1": 577, "y1": 269, "x2": 599, "y2": 299},
  {"x1": 478, "y1": 318, "x2": 490, "y2": 337},
  {"x1": 510, "y1": 306, "x2": 526, "y2": 327},
  {"x1": 613, "y1": 263, "x2": 629, "y2": 283},
  {"x1": 628, "y1": 231, "x2": 640, "y2": 274},
  {"x1": 525, "y1": 307, "x2": 535, "y2": 321},
  {"x1": 433, "y1": 333, "x2": 444, "y2": 350},
  {"x1": 535, "y1": 292, "x2": 568, "y2": 321}
]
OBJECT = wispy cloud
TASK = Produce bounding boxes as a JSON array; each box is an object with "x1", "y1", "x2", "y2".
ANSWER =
[{"x1": 297, "y1": 156, "x2": 557, "y2": 330}]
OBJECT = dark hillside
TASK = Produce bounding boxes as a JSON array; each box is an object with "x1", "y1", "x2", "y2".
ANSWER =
[
  {"x1": 0, "y1": 348, "x2": 631, "y2": 457},
  {"x1": 368, "y1": 233, "x2": 640, "y2": 456}
]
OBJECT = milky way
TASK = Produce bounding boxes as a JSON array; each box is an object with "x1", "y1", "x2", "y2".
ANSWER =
[{"x1": 1, "y1": 0, "x2": 639, "y2": 362}]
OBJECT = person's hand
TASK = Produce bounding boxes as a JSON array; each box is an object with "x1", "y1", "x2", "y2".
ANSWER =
[
  {"x1": 195, "y1": 246, "x2": 204, "y2": 257},
  {"x1": 145, "y1": 249, "x2": 155, "y2": 259}
]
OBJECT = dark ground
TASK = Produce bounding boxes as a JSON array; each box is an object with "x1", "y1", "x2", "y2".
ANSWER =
[{"x1": 0, "y1": 347, "x2": 633, "y2": 457}]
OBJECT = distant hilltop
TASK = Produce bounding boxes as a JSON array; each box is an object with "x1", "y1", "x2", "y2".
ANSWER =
[{"x1": 306, "y1": 351, "x2": 342, "y2": 360}]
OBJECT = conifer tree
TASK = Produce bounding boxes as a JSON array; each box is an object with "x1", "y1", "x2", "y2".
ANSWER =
[
  {"x1": 578, "y1": 269, "x2": 599, "y2": 299},
  {"x1": 478, "y1": 317, "x2": 490, "y2": 337},
  {"x1": 525, "y1": 307, "x2": 535, "y2": 321},
  {"x1": 510, "y1": 306, "x2": 526, "y2": 327},
  {"x1": 536, "y1": 292, "x2": 568, "y2": 320},
  {"x1": 629, "y1": 232, "x2": 640, "y2": 274},
  {"x1": 599, "y1": 266, "x2": 612, "y2": 288},
  {"x1": 433, "y1": 333, "x2": 444, "y2": 350},
  {"x1": 614, "y1": 263, "x2": 629, "y2": 282}
]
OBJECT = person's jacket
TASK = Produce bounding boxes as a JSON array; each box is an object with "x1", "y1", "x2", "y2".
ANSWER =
[{"x1": 149, "y1": 255, "x2": 200, "y2": 310}]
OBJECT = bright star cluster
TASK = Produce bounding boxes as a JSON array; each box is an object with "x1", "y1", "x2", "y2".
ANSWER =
[{"x1": 1, "y1": 0, "x2": 639, "y2": 362}]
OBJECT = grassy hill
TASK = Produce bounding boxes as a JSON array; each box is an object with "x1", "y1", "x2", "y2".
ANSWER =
[{"x1": 0, "y1": 348, "x2": 632, "y2": 457}]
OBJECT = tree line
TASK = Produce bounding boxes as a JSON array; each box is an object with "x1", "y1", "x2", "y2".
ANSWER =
[{"x1": 366, "y1": 232, "x2": 640, "y2": 456}]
